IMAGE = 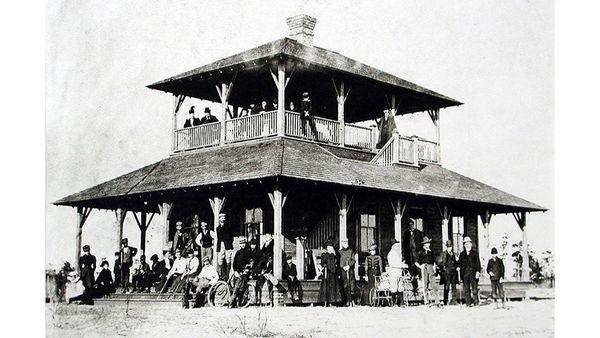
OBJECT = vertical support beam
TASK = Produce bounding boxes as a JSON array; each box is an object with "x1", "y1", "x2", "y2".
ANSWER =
[
  {"x1": 75, "y1": 206, "x2": 84, "y2": 274},
  {"x1": 140, "y1": 211, "x2": 147, "y2": 255},
  {"x1": 277, "y1": 61, "x2": 286, "y2": 137},
  {"x1": 411, "y1": 135, "x2": 419, "y2": 166},
  {"x1": 220, "y1": 83, "x2": 228, "y2": 145},
  {"x1": 158, "y1": 202, "x2": 173, "y2": 251},
  {"x1": 295, "y1": 237, "x2": 305, "y2": 280},
  {"x1": 114, "y1": 208, "x2": 127, "y2": 253},
  {"x1": 172, "y1": 96, "x2": 178, "y2": 152},
  {"x1": 513, "y1": 212, "x2": 530, "y2": 281},
  {"x1": 436, "y1": 110, "x2": 441, "y2": 163},
  {"x1": 268, "y1": 185, "x2": 284, "y2": 280},
  {"x1": 479, "y1": 210, "x2": 492, "y2": 268},
  {"x1": 209, "y1": 196, "x2": 226, "y2": 268},
  {"x1": 392, "y1": 132, "x2": 400, "y2": 164},
  {"x1": 437, "y1": 204, "x2": 451, "y2": 245},
  {"x1": 338, "y1": 192, "x2": 347, "y2": 245}
]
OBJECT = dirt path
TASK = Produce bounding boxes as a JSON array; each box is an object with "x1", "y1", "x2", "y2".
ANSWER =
[{"x1": 46, "y1": 300, "x2": 554, "y2": 337}]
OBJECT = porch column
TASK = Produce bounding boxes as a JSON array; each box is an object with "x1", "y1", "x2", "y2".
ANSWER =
[
  {"x1": 513, "y1": 212, "x2": 530, "y2": 281},
  {"x1": 172, "y1": 94, "x2": 185, "y2": 152},
  {"x1": 133, "y1": 211, "x2": 155, "y2": 256},
  {"x1": 390, "y1": 198, "x2": 408, "y2": 243},
  {"x1": 437, "y1": 203, "x2": 451, "y2": 245},
  {"x1": 114, "y1": 208, "x2": 127, "y2": 252},
  {"x1": 74, "y1": 206, "x2": 92, "y2": 273},
  {"x1": 209, "y1": 196, "x2": 226, "y2": 267},
  {"x1": 427, "y1": 109, "x2": 441, "y2": 162},
  {"x1": 479, "y1": 210, "x2": 492, "y2": 265},
  {"x1": 158, "y1": 202, "x2": 173, "y2": 250},
  {"x1": 268, "y1": 185, "x2": 287, "y2": 280},
  {"x1": 277, "y1": 62, "x2": 286, "y2": 136},
  {"x1": 216, "y1": 72, "x2": 237, "y2": 145},
  {"x1": 332, "y1": 79, "x2": 350, "y2": 146},
  {"x1": 295, "y1": 237, "x2": 305, "y2": 280},
  {"x1": 335, "y1": 192, "x2": 353, "y2": 247}
]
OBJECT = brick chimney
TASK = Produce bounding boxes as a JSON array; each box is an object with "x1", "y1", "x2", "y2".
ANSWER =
[{"x1": 286, "y1": 14, "x2": 317, "y2": 46}]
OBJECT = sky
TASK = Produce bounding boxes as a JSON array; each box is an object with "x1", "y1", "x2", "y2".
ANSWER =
[{"x1": 46, "y1": 0, "x2": 553, "y2": 268}]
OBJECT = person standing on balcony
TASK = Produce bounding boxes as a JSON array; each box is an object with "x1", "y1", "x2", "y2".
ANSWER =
[
  {"x1": 183, "y1": 106, "x2": 201, "y2": 128},
  {"x1": 199, "y1": 107, "x2": 219, "y2": 125},
  {"x1": 376, "y1": 109, "x2": 397, "y2": 148},
  {"x1": 300, "y1": 92, "x2": 317, "y2": 139}
]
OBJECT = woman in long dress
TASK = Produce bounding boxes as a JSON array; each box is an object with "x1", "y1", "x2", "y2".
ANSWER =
[
  {"x1": 376, "y1": 109, "x2": 397, "y2": 148},
  {"x1": 319, "y1": 240, "x2": 341, "y2": 306}
]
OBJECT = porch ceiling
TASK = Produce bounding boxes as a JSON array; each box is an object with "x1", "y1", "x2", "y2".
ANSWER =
[{"x1": 54, "y1": 138, "x2": 546, "y2": 214}]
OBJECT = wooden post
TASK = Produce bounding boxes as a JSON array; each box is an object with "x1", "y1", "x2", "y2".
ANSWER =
[
  {"x1": 268, "y1": 185, "x2": 286, "y2": 281},
  {"x1": 427, "y1": 109, "x2": 441, "y2": 163},
  {"x1": 277, "y1": 62, "x2": 286, "y2": 137},
  {"x1": 392, "y1": 132, "x2": 400, "y2": 164},
  {"x1": 479, "y1": 210, "x2": 492, "y2": 266},
  {"x1": 295, "y1": 237, "x2": 305, "y2": 280},
  {"x1": 133, "y1": 211, "x2": 154, "y2": 256},
  {"x1": 513, "y1": 212, "x2": 530, "y2": 281},
  {"x1": 114, "y1": 208, "x2": 127, "y2": 252},
  {"x1": 339, "y1": 193, "x2": 348, "y2": 245},
  {"x1": 437, "y1": 203, "x2": 451, "y2": 245},
  {"x1": 74, "y1": 206, "x2": 91, "y2": 273},
  {"x1": 158, "y1": 202, "x2": 173, "y2": 250},
  {"x1": 390, "y1": 198, "x2": 408, "y2": 242},
  {"x1": 209, "y1": 196, "x2": 226, "y2": 267},
  {"x1": 411, "y1": 135, "x2": 419, "y2": 166},
  {"x1": 332, "y1": 79, "x2": 350, "y2": 147},
  {"x1": 172, "y1": 95, "x2": 185, "y2": 152},
  {"x1": 215, "y1": 71, "x2": 237, "y2": 145}
]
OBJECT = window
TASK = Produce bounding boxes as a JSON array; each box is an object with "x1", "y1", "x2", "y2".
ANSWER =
[
  {"x1": 452, "y1": 216, "x2": 464, "y2": 253},
  {"x1": 360, "y1": 214, "x2": 376, "y2": 252},
  {"x1": 244, "y1": 208, "x2": 263, "y2": 240},
  {"x1": 414, "y1": 218, "x2": 424, "y2": 232}
]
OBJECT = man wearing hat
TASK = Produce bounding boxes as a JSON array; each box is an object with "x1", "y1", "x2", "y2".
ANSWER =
[
  {"x1": 402, "y1": 218, "x2": 423, "y2": 292},
  {"x1": 440, "y1": 240, "x2": 459, "y2": 305},
  {"x1": 376, "y1": 108, "x2": 397, "y2": 149},
  {"x1": 230, "y1": 237, "x2": 253, "y2": 307},
  {"x1": 339, "y1": 238, "x2": 356, "y2": 306},
  {"x1": 300, "y1": 91, "x2": 317, "y2": 138},
  {"x1": 416, "y1": 236, "x2": 441, "y2": 307},
  {"x1": 458, "y1": 236, "x2": 482, "y2": 306},
  {"x1": 195, "y1": 221, "x2": 215, "y2": 263},
  {"x1": 366, "y1": 244, "x2": 383, "y2": 298},
  {"x1": 199, "y1": 107, "x2": 219, "y2": 125},
  {"x1": 319, "y1": 240, "x2": 341, "y2": 306},
  {"x1": 216, "y1": 213, "x2": 234, "y2": 278},
  {"x1": 120, "y1": 238, "x2": 138, "y2": 293},
  {"x1": 172, "y1": 222, "x2": 189, "y2": 253},
  {"x1": 183, "y1": 106, "x2": 201, "y2": 128},
  {"x1": 283, "y1": 254, "x2": 301, "y2": 301},
  {"x1": 486, "y1": 247, "x2": 506, "y2": 309},
  {"x1": 187, "y1": 256, "x2": 220, "y2": 307},
  {"x1": 79, "y1": 245, "x2": 96, "y2": 291}
]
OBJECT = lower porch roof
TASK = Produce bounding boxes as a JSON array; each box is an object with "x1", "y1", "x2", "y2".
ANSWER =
[{"x1": 54, "y1": 138, "x2": 546, "y2": 213}]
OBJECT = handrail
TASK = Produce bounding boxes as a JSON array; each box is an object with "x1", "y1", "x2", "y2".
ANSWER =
[
  {"x1": 370, "y1": 135, "x2": 396, "y2": 164},
  {"x1": 225, "y1": 110, "x2": 277, "y2": 143},
  {"x1": 173, "y1": 121, "x2": 221, "y2": 152},
  {"x1": 284, "y1": 110, "x2": 340, "y2": 144}
]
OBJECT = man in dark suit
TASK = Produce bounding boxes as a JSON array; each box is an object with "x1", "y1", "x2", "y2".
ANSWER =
[
  {"x1": 402, "y1": 219, "x2": 423, "y2": 292},
  {"x1": 300, "y1": 92, "x2": 317, "y2": 138},
  {"x1": 183, "y1": 106, "x2": 201, "y2": 128},
  {"x1": 199, "y1": 107, "x2": 219, "y2": 125},
  {"x1": 458, "y1": 236, "x2": 481, "y2": 306},
  {"x1": 440, "y1": 240, "x2": 458, "y2": 305}
]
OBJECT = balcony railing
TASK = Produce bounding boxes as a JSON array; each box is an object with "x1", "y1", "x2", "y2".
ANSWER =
[
  {"x1": 370, "y1": 132, "x2": 439, "y2": 166},
  {"x1": 172, "y1": 111, "x2": 439, "y2": 165}
]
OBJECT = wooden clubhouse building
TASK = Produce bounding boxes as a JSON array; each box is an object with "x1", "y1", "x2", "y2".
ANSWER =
[{"x1": 54, "y1": 15, "x2": 546, "y2": 303}]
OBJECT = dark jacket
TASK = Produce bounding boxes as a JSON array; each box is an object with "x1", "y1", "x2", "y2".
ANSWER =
[
  {"x1": 216, "y1": 226, "x2": 234, "y2": 251},
  {"x1": 300, "y1": 99, "x2": 312, "y2": 116},
  {"x1": 232, "y1": 246, "x2": 252, "y2": 273},
  {"x1": 120, "y1": 246, "x2": 138, "y2": 265},
  {"x1": 440, "y1": 250, "x2": 457, "y2": 275},
  {"x1": 255, "y1": 240, "x2": 274, "y2": 273},
  {"x1": 365, "y1": 255, "x2": 383, "y2": 276},
  {"x1": 486, "y1": 257, "x2": 505, "y2": 281},
  {"x1": 95, "y1": 269, "x2": 113, "y2": 287},
  {"x1": 458, "y1": 249, "x2": 481, "y2": 278},
  {"x1": 183, "y1": 117, "x2": 201, "y2": 128},
  {"x1": 402, "y1": 228, "x2": 423, "y2": 267},
  {"x1": 377, "y1": 115, "x2": 397, "y2": 146},
  {"x1": 319, "y1": 252, "x2": 341, "y2": 303},
  {"x1": 199, "y1": 115, "x2": 219, "y2": 125},
  {"x1": 283, "y1": 262, "x2": 297, "y2": 279}
]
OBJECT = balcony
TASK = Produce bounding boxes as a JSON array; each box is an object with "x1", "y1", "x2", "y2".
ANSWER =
[{"x1": 172, "y1": 110, "x2": 439, "y2": 165}]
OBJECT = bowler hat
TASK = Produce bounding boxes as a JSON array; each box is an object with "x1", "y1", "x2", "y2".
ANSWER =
[
  {"x1": 150, "y1": 254, "x2": 159, "y2": 261},
  {"x1": 491, "y1": 247, "x2": 498, "y2": 254},
  {"x1": 204, "y1": 107, "x2": 211, "y2": 113},
  {"x1": 324, "y1": 239, "x2": 334, "y2": 247},
  {"x1": 445, "y1": 240, "x2": 453, "y2": 247},
  {"x1": 463, "y1": 236, "x2": 473, "y2": 243},
  {"x1": 121, "y1": 238, "x2": 128, "y2": 244},
  {"x1": 239, "y1": 237, "x2": 248, "y2": 244},
  {"x1": 82, "y1": 245, "x2": 90, "y2": 251}
]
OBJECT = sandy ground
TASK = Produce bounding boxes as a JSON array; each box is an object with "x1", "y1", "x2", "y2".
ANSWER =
[{"x1": 46, "y1": 300, "x2": 554, "y2": 337}]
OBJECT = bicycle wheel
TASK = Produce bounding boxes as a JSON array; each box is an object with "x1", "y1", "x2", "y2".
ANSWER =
[
  {"x1": 208, "y1": 281, "x2": 230, "y2": 307},
  {"x1": 237, "y1": 284, "x2": 253, "y2": 308},
  {"x1": 369, "y1": 288, "x2": 378, "y2": 307}
]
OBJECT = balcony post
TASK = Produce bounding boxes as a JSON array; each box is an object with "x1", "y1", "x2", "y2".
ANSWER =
[
  {"x1": 392, "y1": 132, "x2": 400, "y2": 164},
  {"x1": 277, "y1": 61, "x2": 286, "y2": 137},
  {"x1": 411, "y1": 136, "x2": 419, "y2": 166}
]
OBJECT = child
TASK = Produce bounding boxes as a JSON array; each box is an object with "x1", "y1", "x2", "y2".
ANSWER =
[
  {"x1": 365, "y1": 244, "x2": 383, "y2": 299},
  {"x1": 486, "y1": 247, "x2": 506, "y2": 309}
]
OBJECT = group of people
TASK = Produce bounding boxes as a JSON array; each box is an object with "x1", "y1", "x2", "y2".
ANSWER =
[{"x1": 183, "y1": 106, "x2": 219, "y2": 128}]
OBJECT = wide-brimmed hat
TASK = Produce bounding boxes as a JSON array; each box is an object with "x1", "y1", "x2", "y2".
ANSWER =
[
  {"x1": 175, "y1": 249, "x2": 181, "y2": 254},
  {"x1": 463, "y1": 236, "x2": 473, "y2": 243},
  {"x1": 150, "y1": 254, "x2": 159, "y2": 261},
  {"x1": 422, "y1": 236, "x2": 432, "y2": 244},
  {"x1": 121, "y1": 238, "x2": 128, "y2": 244},
  {"x1": 445, "y1": 240, "x2": 453, "y2": 248},
  {"x1": 200, "y1": 221, "x2": 208, "y2": 226}
]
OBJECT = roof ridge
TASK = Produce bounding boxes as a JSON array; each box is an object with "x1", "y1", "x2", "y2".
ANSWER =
[{"x1": 124, "y1": 160, "x2": 163, "y2": 196}]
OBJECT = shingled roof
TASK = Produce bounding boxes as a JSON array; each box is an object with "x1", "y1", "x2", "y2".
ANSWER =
[
  {"x1": 55, "y1": 138, "x2": 545, "y2": 213},
  {"x1": 147, "y1": 38, "x2": 461, "y2": 114}
]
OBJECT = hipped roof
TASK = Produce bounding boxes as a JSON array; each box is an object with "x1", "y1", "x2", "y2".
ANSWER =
[
  {"x1": 55, "y1": 138, "x2": 545, "y2": 213},
  {"x1": 147, "y1": 38, "x2": 462, "y2": 117}
]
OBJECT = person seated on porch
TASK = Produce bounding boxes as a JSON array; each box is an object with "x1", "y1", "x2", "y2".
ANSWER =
[
  {"x1": 132, "y1": 255, "x2": 151, "y2": 293},
  {"x1": 156, "y1": 250, "x2": 173, "y2": 291},
  {"x1": 199, "y1": 107, "x2": 219, "y2": 125},
  {"x1": 300, "y1": 92, "x2": 317, "y2": 139},
  {"x1": 93, "y1": 260, "x2": 115, "y2": 297},
  {"x1": 164, "y1": 249, "x2": 187, "y2": 292},
  {"x1": 183, "y1": 106, "x2": 201, "y2": 128},
  {"x1": 186, "y1": 256, "x2": 220, "y2": 307},
  {"x1": 375, "y1": 109, "x2": 397, "y2": 148},
  {"x1": 194, "y1": 221, "x2": 215, "y2": 263},
  {"x1": 283, "y1": 254, "x2": 301, "y2": 301},
  {"x1": 149, "y1": 254, "x2": 161, "y2": 291},
  {"x1": 66, "y1": 271, "x2": 91, "y2": 304},
  {"x1": 182, "y1": 250, "x2": 201, "y2": 282},
  {"x1": 239, "y1": 108, "x2": 249, "y2": 117}
]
